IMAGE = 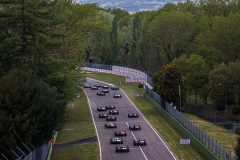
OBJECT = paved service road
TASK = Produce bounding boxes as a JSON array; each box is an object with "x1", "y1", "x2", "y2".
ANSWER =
[{"x1": 84, "y1": 78, "x2": 176, "y2": 160}]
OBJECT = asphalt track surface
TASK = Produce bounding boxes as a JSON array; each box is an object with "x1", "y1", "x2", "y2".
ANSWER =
[{"x1": 84, "y1": 78, "x2": 176, "y2": 160}]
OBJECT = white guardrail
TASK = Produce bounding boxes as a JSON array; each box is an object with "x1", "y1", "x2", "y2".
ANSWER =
[{"x1": 81, "y1": 66, "x2": 153, "y2": 89}]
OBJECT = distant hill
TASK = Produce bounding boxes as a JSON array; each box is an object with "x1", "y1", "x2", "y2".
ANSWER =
[{"x1": 76, "y1": 0, "x2": 186, "y2": 13}]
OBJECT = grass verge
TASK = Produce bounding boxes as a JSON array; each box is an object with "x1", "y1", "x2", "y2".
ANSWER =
[
  {"x1": 185, "y1": 113, "x2": 237, "y2": 154},
  {"x1": 88, "y1": 72, "x2": 205, "y2": 160},
  {"x1": 51, "y1": 89, "x2": 98, "y2": 160},
  {"x1": 51, "y1": 142, "x2": 98, "y2": 160}
]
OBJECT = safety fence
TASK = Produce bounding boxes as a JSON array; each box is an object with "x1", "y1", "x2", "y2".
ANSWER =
[
  {"x1": 82, "y1": 63, "x2": 236, "y2": 160},
  {"x1": 1, "y1": 132, "x2": 57, "y2": 160},
  {"x1": 145, "y1": 86, "x2": 236, "y2": 160}
]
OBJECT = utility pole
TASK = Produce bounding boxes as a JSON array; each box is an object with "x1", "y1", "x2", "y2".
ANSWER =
[{"x1": 179, "y1": 85, "x2": 181, "y2": 112}]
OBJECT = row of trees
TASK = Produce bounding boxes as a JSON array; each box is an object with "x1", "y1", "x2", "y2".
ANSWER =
[
  {"x1": 154, "y1": 54, "x2": 240, "y2": 111},
  {"x1": 86, "y1": 0, "x2": 240, "y2": 110},
  {"x1": 0, "y1": 0, "x2": 101, "y2": 156}
]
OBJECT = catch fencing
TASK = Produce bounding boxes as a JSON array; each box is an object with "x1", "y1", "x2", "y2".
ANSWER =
[
  {"x1": 1, "y1": 132, "x2": 57, "y2": 160},
  {"x1": 1, "y1": 142, "x2": 50, "y2": 160},
  {"x1": 145, "y1": 86, "x2": 236, "y2": 160}
]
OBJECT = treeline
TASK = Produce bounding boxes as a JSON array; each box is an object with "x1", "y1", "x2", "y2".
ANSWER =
[
  {"x1": 0, "y1": 0, "x2": 101, "y2": 155},
  {"x1": 86, "y1": 0, "x2": 240, "y2": 110}
]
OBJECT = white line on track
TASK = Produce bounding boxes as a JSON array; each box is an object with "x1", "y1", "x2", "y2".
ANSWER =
[
  {"x1": 87, "y1": 77, "x2": 177, "y2": 160},
  {"x1": 83, "y1": 89, "x2": 102, "y2": 160},
  {"x1": 126, "y1": 122, "x2": 148, "y2": 160}
]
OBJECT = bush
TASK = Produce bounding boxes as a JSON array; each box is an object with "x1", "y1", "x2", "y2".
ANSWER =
[{"x1": 138, "y1": 83, "x2": 144, "y2": 88}]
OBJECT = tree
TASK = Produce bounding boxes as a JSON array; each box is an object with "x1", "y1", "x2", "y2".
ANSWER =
[
  {"x1": 147, "y1": 11, "x2": 193, "y2": 62},
  {"x1": 174, "y1": 54, "x2": 209, "y2": 104},
  {"x1": 153, "y1": 64, "x2": 184, "y2": 109},
  {"x1": 195, "y1": 13, "x2": 240, "y2": 66},
  {"x1": 229, "y1": 61, "x2": 240, "y2": 105},
  {"x1": 0, "y1": 69, "x2": 62, "y2": 153},
  {"x1": 208, "y1": 63, "x2": 233, "y2": 110},
  {"x1": 110, "y1": 17, "x2": 118, "y2": 63}
]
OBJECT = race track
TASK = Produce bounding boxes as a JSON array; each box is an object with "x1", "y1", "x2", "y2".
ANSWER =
[{"x1": 84, "y1": 78, "x2": 176, "y2": 160}]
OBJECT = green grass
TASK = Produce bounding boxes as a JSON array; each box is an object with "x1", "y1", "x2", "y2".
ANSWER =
[
  {"x1": 91, "y1": 72, "x2": 205, "y2": 160},
  {"x1": 185, "y1": 113, "x2": 237, "y2": 154},
  {"x1": 51, "y1": 142, "x2": 98, "y2": 160},
  {"x1": 51, "y1": 89, "x2": 98, "y2": 160}
]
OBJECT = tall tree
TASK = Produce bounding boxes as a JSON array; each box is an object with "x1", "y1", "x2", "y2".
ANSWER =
[{"x1": 147, "y1": 11, "x2": 193, "y2": 62}]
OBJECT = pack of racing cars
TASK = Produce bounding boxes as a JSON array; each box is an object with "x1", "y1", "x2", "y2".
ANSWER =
[
  {"x1": 84, "y1": 82, "x2": 147, "y2": 153},
  {"x1": 85, "y1": 83, "x2": 122, "y2": 98}
]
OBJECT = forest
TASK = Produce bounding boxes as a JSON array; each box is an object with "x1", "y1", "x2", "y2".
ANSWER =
[
  {"x1": 0, "y1": 0, "x2": 240, "y2": 157},
  {"x1": 86, "y1": 0, "x2": 240, "y2": 112}
]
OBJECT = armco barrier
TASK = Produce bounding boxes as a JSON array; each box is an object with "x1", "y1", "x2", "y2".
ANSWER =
[
  {"x1": 82, "y1": 64, "x2": 153, "y2": 89},
  {"x1": 81, "y1": 64, "x2": 236, "y2": 160}
]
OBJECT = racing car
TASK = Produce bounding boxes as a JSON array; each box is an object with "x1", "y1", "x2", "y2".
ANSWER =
[
  {"x1": 113, "y1": 94, "x2": 122, "y2": 98},
  {"x1": 97, "y1": 92, "x2": 105, "y2": 96},
  {"x1": 105, "y1": 122, "x2": 117, "y2": 128},
  {"x1": 83, "y1": 84, "x2": 90, "y2": 88},
  {"x1": 128, "y1": 113, "x2": 139, "y2": 118},
  {"x1": 102, "y1": 85, "x2": 109, "y2": 89},
  {"x1": 99, "y1": 113, "x2": 108, "y2": 118},
  {"x1": 116, "y1": 145, "x2": 129, "y2": 153},
  {"x1": 133, "y1": 139, "x2": 147, "y2": 146},
  {"x1": 90, "y1": 86, "x2": 98, "y2": 90},
  {"x1": 109, "y1": 110, "x2": 119, "y2": 115},
  {"x1": 97, "y1": 107, "x2": 107, "y2": 112},
  {"x1": 94, "y1": 84, "x2": 101, "y2": 88},
  {"x1": 129, "y1": 124, "x2": 141, "y2": 131},
  {"x1": 114, "y1": 130, "x2": 127, "y2": 136},
  {"x1": 101, "y1": 89, "x2": 109, "y2": 93},
  {"x1": 110, "y1": 138, "x2": 123, "y2": 144},
  {"x1": 106, "y1": 116, "x2": 117, "y2": 121},
  {"x1": 111, "y1": 86, "x2": 119, "y2": 90},
  {"x1": 106, "y1": 105, "x2": 115, "y2": 110}
]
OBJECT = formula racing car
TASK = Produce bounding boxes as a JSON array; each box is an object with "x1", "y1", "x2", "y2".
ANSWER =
[
  {"x1": 109, "y1": 110, "x2": 119, "y2": 115},
  {"x1": 83, "y1": 84, "x2": 90, "y2": 88},
  {"x1": 114, "y1": 130, "x2": 127, "y2": 136},
  {"x1": 106, "y1": 105, "x2": 115, "y2": 110},
  {"x1": 133, "y1": 139, "x2": 147, "y2": 146},
  {"x1": 97, "y1": 92, "x2": 105, "y2": 96},
  {"x1": 102, "y1": 85, "x2": 109, "y2": 89},
  {"x1": 129, "y1": 124, "x2": 141, "y2": 131},
  {"x1": 97, "y1": 107, "x2": 107, "y2": 112},
  {"x1": 99, "y1": 113, "x2": 108, "y2": 118},
  {"x1": 101, "y1": 89, "x2": 109, "y2": 93},
  {"x1": 106, "y1": 116, "x2": 117, "y2": 121},
  {"x1": 91, "y1": 86, "x2": 98, "y2": 90},
  {"x1": 110, "y1": 138, "x2": 123, "y2": 144},
  {"x1": 113, "y1": 94, "x2": 122, "y2": 98},
  {"x1": 111, "y1": 86, "x2": 119, "y2": 90},
  {"x1": 116, "y1": 146, "x2": 129, "y2": 153},
  {"x1": 94, "y1": 84, "x2": 101, "y2": 88},
  {"x1": 105, "y1": 122, "x2": 117, "y2": 128},
  {"x1": 128, "y1": 113, "x2": 139, "y2": 118}
]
